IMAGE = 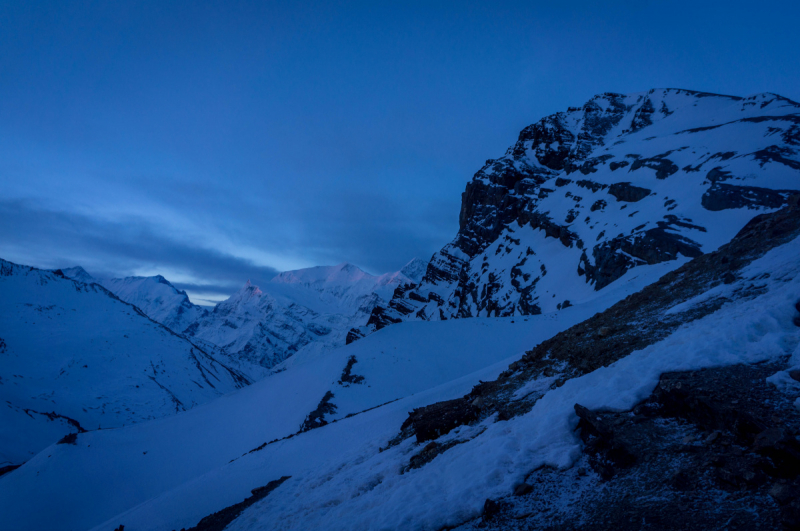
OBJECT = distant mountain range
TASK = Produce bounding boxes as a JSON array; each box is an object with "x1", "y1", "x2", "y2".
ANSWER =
[
  {"x1": 0, "y1": 256, "x2": 424, "y2": 465},
  {"x1": 63, "y1": 259, "x2": 426, "y2": 371}
]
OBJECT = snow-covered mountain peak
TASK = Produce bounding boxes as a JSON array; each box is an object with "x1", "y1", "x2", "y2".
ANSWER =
[
  {"x1": 60, "y1": 265, "x2": 94, "y2": 284},
  {"x1": 399, "y1": 257, "x2": 427, "y2": 283},
  {"x1": 353, "y1": 88, "x2": 800, "y2": 338},
  {"x1": 180, "y1": 260, "x2": 422, "y2": 369},
  {"x1": 239, "y1": 279, "x2": 264, "y2": 298},
  {"x1": 58, "y1": 259, "x2": 422, "y2": 372}
]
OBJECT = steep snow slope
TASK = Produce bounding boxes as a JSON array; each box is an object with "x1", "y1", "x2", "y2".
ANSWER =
[
  {"x1": 0, "y1": 255, "x2": 676, "y2": 531},
  {"x1": 220, "y1": 213, "x2": 800, "y2": 531},
  {"x1": 354, "y1": 89, "x2": 800, "y2": 339},
  {"x1": 184, "y1": 260, "x2": 425, "y2": 368},
  {"x1": 61, "y1": 268, "x2": 267, "y2": 381},
  {"x1": 61, "y1": 265, "x2": 94, "y2": 284},
  {"x1": 0, "y1": 259, "x2": 250, "y2": 467}
]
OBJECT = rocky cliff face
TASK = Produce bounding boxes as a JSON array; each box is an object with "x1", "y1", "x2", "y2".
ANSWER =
[{"x1": 351, "y1": 89, "x2": 800, "y2": 340}]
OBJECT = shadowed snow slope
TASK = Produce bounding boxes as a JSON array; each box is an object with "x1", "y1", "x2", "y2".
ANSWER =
[
  {"x1": 0, "y1": 259, "x2": 250, "y2": 467},
  {"x1": 100, "y1": 275, "x2": 209, "y2": 334},
  {"x1": 0, "y1": 255, "x2": 678, "y2": 531}
]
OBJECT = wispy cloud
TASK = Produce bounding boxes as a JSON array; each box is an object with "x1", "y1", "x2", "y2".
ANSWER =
[{"x1": 0, "y1": 199, "x2": 279, "y2": 298}]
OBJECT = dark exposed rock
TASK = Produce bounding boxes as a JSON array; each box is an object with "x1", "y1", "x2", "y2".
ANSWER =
[
  {"x1": 575, "y1": 179, "x2": 607, "y2": 192},
  {"x1": 515, "y1": 114, "x2": 575, "y2": 171},
  {"x1": 365, "y1": 303, "x2": 405, "y2": 328},
  {"x1": 404, "y1": 440, "x2": 465, "y2": 473},
  {"x1": 527, "y1": 212, "x2": 579, "y2": 248},
  {"x1": 345, "y1": 328, "x2": 365, "y2": 345},
  {"x1": 338, "y1": 355, "x2": 365, "y2": 386},
  {"x1": 401, "y1": 398, "x2": 479, "y2": 443},
  {"x1": 482, "y1": 498, "x2": 503, "y2": 520},
  {"x1": 179, "y1": 476, "x2": 290, "y2": 531},
  {"x1": 629, "y1": 96, "x2": 655, "y2": 132},
  {"x1": 455, "y1": 362, "x2": 800, "y2": 531},
  {"x1": 513, "y1": 482, "x2": 533, "y2": 496},
  {"x1": 57, "y1": 432, "x2": 78, "y2": 445},
  {"x1": 705, "y1": 166, "x2": 733, "y2": 183},
  {"x1": 575, "y1": 404, "x2": 637, "y2": 478},
  {"x1": 26, "y1": 409, "x2": 87, "y2": 434},
  {"x1": 702, "y1": 182, "x2": 797, "y2": 211},
  {"x1": 590, "y1": 199, "x2": 607, "y2": 212},
  {"x1": 580, "y1": 216, "x2": 704, "y2": 290},
  {"x1": 0, "y1": 464, "x2": 21, "y2": 477},
  {"x1": 609, "y1": 160, "x2": 629, "y2": 171},
  {"x1": 629, "y1": 152, "x2": 679, "y2": 179},
  {"x1": 608, "y1": 182, "x2": 651, "y2": 202},
  {"x1": 300, "y1": 391, "x2": 337, "y2": 432},
  {"x1": 565, "y1": 155, "x2": 614, "y2": 175},
  {"x1": 752, "y1": 145, "x2": 800, "y2": 170}
]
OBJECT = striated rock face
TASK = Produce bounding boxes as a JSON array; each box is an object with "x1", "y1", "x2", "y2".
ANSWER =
[{"x1": 352, "y1": 89, "x2": 800, "y2": 339}]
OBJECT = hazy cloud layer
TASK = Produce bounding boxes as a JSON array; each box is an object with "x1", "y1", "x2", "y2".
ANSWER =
[
  {"x1": 0, "y1": 200, "x2": 279, "y2": 296},
  {"x1": 1, "y1": 2, "x2": 798, "y2": 302}
]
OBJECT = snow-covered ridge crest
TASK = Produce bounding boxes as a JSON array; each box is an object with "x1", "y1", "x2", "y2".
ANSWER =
[
  {"x1": 61, "y1": 267, "x2": 210, "y2": 335},
  {"x1": 353, "y1": 88, "x2": 800, "y2": 340}
]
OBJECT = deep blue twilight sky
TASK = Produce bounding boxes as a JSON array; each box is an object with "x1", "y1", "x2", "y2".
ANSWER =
[{"x1": 1, "y1": 1, "x2": 798, "y2": 304}]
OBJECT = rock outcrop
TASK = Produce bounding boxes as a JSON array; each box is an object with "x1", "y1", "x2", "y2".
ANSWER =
[{"x1": 351, "y1": 89, "x2": 800, "y2": 341}]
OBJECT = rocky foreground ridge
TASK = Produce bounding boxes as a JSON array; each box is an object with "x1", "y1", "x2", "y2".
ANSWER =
[
  {"x1": 350, "y1": 89, "x2": 800, "y2": 342},
  {"x1": 396, "y1": 200, "x2": 800, "y2": 530}
]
